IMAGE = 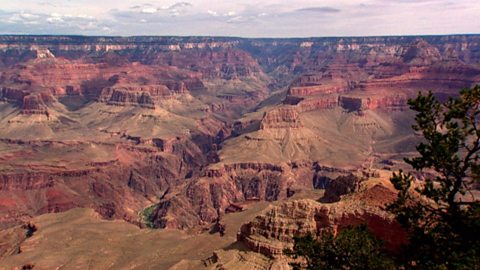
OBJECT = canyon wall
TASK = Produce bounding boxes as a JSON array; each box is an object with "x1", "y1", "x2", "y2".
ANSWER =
[
  {"x1": 0, "y1": 34, "x2": 479, "y2": 231},
  {"x1": 150, "y1": 162, "x2": 355, "y2": 229}
]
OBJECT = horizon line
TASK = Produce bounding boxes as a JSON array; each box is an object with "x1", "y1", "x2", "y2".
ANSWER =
[{"x1": 1, "y1": 33, "x2": 480, "y2": 40}]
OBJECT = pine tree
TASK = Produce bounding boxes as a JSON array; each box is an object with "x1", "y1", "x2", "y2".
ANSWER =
[{"x1": 389, "y1": 86, "x2": 480, "y2": 269}]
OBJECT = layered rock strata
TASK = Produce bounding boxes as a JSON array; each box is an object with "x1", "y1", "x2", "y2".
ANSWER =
[
  {"x1": 260, "y1": 107, "x2": 302, "y2": 129},
  {"x1": 149, "y1": 162, "x2": 355, "y2": 229},
  {"x1": 238, "y1": 183, "x2": 408, "y2": 257}
]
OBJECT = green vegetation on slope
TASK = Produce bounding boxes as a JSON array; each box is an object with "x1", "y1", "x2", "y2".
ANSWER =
[
  {"x1": 285, "y1": 225, "x2": 395, "y2": 270},
  {"x1": 141, "y1": 205, "x2": 156, "y2": 228}
]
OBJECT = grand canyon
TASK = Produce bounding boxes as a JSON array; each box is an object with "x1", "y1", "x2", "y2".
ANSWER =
[{"x1": 0, "y1": 34, "x2": 479, "y2": 269}]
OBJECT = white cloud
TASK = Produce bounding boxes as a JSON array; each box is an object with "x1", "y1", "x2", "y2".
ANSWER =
[
  {"x1": 141, "y1": 8, "x2": 157, "y2": 14},
  {"x1": 227, "y1": 16, "x2": 244, "y2": 23},
  {"x1": 76, "y1": 14, "x2": 94, "y2": 19},
  {"x1": 207, "y1": 10, "x2": 218, "y2": 16},
  {"x1": 46, "y1": 16, "x2": 63, "y2": 23},
  {"x1": 0, "y1": 0, "x2": 478, "y2": 37},
  {"x1": 20, "y1": 13, "x2": 39, "y2": 20}
]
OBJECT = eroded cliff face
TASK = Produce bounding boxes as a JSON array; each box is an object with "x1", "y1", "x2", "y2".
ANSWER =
[
  {"x1": 0, "y1": 37, "x2": 265, "y2": 82},
  {"x1": 150, "y1": 162, "x2": 290, "y2": 229},
  {"x1": 275, "y1": 37, "x2": 480, "y2": 115},
  {"x1": 99, "y1": 88, "x2": 156, "y2": 109},
  {"x1": 20, "y1": 92, "x2": 56, "y2": 116},
  {"x1": 238, "y1": 181, "x2": 408, "y2": 257},
  {"x1": 260, "y1": 107, "x2": 303, "y2": 129},
  {"x1": 0, "y1": 140, "x2": 198, "y2": 225},
  {"x1": 149, "y1": 162, "x2": 356, "y2": 230}
]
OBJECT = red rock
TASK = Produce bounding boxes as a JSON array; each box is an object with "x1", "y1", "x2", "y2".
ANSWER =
[
  {"x1": 296, "y1": 96, "x2": 338, "y2": 112},
  {"x1": 260, "y1": 107, "x2": 303, "y2": 129},
  {"x1": 99, "y1": 88, "x2": 156, "y2": 109},
  {"x1": 320, "y1": 174, "x2": 362, "y2": 203},
  {"x1": 238, "y1": 183, "x2": 408, "y2": 257},
  {"x1": 339, "y1": 94, "x2": 408, "y2": 112},
  {"x1": 150, "y1": 162, "x2": 355, "y2": 230},
  {"x1": 225, "y1": 203, "x2": 245, "y2": 213},
  {"x1": 0, "y1": 87, "x2": 27, "y2": 104},
  {"x1": 20, "y1": 93, "x2": 55, "y2": 116}
]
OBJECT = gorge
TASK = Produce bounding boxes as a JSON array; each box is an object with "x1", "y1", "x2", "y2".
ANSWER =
[{"x1": 0, "y1": 34, "x2": 479, "y2": 269}]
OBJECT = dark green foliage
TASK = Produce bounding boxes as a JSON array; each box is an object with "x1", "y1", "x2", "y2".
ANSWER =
[
  {"x1": 21, "y1": 264, "x2": 35, "y2": 270},
  {"x1": 284, "y1": 225, "x2": 394, "y2": 270},
  {"x1": 22, "y1": 222, "x2": 37, "y2": 238},
  {"x1": 389, "y1": 86, "x2": 480, "y2": 269},
  {"x1": 141, "y1": 205, "x2": 156, "y2": 228}
]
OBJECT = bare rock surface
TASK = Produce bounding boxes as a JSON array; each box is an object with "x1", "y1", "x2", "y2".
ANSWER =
[{"x1": 238, "y1": 178, "x2": 407, "y2": 257}]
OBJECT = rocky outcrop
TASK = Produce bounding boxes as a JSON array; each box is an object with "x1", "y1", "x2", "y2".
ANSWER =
[
  {"x1": 296, "y1": 96, "x2": 339, "y2": 112},
  {"x1": 99, "y1": 88, "x2": 156, "y2": 109},
  {"x1": 260, "y1": 107, "x2": 302, "y2": 129},
  {"x1": 149, "y1": 162, "x2": 356, "y2": 230},
  {"x1": 0, "y1": 172, "x2": 55, "y2": 191},
  {"x1": 339, "y1": 95, "x2": 408, "y2": 112},
  {"x1": 21, "y1": 93, "x2": 55, "y2": 115},
  {"x1": 163, "y1": 81, "x2": 189, "y2": 94},
  {"x1": 0, "y1": 136, "x2": 210, "y2": 228},
  {"x1": 0, "y1": 57, "x2": 205, "y2": 102},
  {"x1": 238, "y1": 183, "x2": 407, "y2": 257},
  {"x1": 287, "y1": 74, "x2": 352, "y2": 97},
  {"x1": 232, "y1": 119, "x2": 261, "y2": 135},
  {"x1": 402, "y1": 40, "x2": 442, "y2": 65},
  {"x1": 149, "y1": 48, "x2": 266, "y2": 80},
  {"x1": 283, "y1": 93, "x2": 408, "y2": 114},
  {"x1": 0, "y1": 223, "x2": 32, "y2": 259},
  {"x1": 0, "y1": 87, "x2": 26, "y2": 104},
  {"x1": 151, "y1": 162, "x2": 290, "y2": 229},
  {"x1": 320, "y1": 174, "x2": 362, "y2": 203},
  {"x1": 288, "y1": 81, "x2": 349, "y2": 96},
  {"x1": 0, "y1": 88, "x2": 57, "y2": 116},
  {"x1": 32, "y1": 46, "x2": 55, "y2": 59},
  {"x1": 363, "y1": 95, "x2": 408, "y2": 110}
]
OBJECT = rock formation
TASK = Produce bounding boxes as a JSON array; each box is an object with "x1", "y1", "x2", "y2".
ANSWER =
[
  {"x1": 20, "y1": 93, "x2": 55, "y2": 116},
  {"x1": 0, "y1": 87, "x2": 26, "y2": 104},
  {"x1": 260, "y1": 107, "x2": 303, "y2": 129},
  {"x1": 238, "y1": 181, "x2": 408, "y2": 257},
  {"x1": 320, "y1": 174, "x2": 363, "y2": 203},
  {"x1": 148, "y1": 162, "x2": 356, "y2": 230},
  {"x1": 99, "y1": 88, "x2": 156, "y2": 109}
]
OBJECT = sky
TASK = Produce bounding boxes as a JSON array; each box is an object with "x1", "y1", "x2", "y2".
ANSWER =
[{"x1": 0, "y1": 0, "x2": 479, "y2": 37}]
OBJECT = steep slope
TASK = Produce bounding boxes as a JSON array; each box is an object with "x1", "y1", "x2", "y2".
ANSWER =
[{"x1": 238, "y1": 175, "x2": 407, "y2": 257}]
